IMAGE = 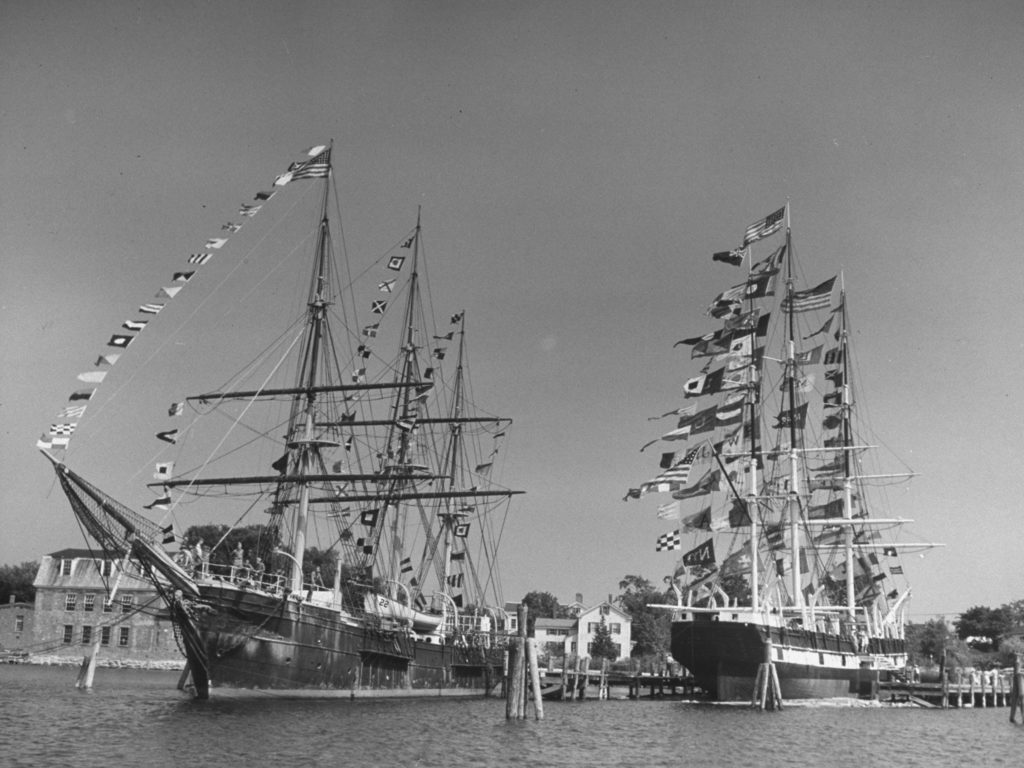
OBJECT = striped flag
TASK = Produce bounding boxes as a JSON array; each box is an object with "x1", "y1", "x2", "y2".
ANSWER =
[
  {"x1": 188, "y1": 253, "x2": 212, "y2": 264},
  {"x1": 139, "y1": 303, "x2": 164, "y2": 314},
  {"x1": 743, "y1": 206, "x2": 786, "y2": 246},
  {"x1": 782, "y1": 276, "x2": 836, "y2": 313},
  {"x1": 57, "y1": 404, "x2": 87, "y2": 418},
  {"x1": 123, "y1": 319, "x2": 148, "y2": 331},
  {"x1": 291, "y1": 149, "x2": 330, "y2": 180}
]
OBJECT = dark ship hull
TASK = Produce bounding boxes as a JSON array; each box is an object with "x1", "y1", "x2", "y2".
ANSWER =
[
  {"x1": 177, "y1": 583, "x2": 504, "y2": 698},
  {"x1": 670, "y1": 616, "x2": 906, "y2": 701}
]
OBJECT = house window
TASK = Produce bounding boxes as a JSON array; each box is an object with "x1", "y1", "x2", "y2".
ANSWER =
[
  {"x1": 65, "y1": 593, "x2": 77, "y2": 611},
  {"x1": 587, "y1": 622, "x2": 600, "y2": 633},
  {"x1": 118, "y1": 627, "x2": 130, "y2": 647},
  {"x1": 61, "y1": 558, "x2": 73, "y2": 576},
  {"x1": 101, "y1": 560, "x2": 114, "y2": 577},
  {"x1": 103, "y1": 597, "x2": 114, "y2": 613},
  {"x1": 84, "y1": 594, "x2": 96, "y2": 612},
  {"x1": 15, "y1": 615, "x2": 24, "y2": 632},
  {"x1": 63, "y1": 625, "x2": 74, "y2": 644},
  {"x1": 101, "y1": 626, "x2": 111, "y2": 646},
  {"x1": 609, "y1": 622, "x2": 621, "y2": 634},
  {"x1": 81, "y1": 626, "x2": 93, "y2": 644},
  {"x1": 120, "y1": 594, "x2": 134, "y2": 614}
]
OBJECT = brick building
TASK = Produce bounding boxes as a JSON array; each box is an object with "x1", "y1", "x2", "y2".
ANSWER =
[{"x1": 32, "y1": 548, "x2": 182, "y2": 664}]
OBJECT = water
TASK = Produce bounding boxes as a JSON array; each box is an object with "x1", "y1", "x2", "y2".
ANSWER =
[{"x1": 0, "y1": 665, "x2": 1019, "y2": 767}]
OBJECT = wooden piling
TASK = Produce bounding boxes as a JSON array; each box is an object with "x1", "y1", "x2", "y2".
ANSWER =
[
  {"x1": 526, "y1": 638, "x2": 544, "y2": 720},
  {"x1": 1010, "y1": 654, "x2": 1024, "y2": 723}
]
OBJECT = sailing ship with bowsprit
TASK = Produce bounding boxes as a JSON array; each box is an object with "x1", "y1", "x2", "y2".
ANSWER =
[
  {"x1": 627, "y1": 204, "x2": 938, "y2": 701},
  {"x1": 42, "y1": 143, "x2": 523, "y2": 698}
]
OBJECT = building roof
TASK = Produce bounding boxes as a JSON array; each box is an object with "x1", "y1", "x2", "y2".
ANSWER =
[
  {"x1": 535, "y1": 617, "x2": 576, "y2": 630},
  {"x1": 46, "y1": 548, "x2": 105, "y2": 560}
]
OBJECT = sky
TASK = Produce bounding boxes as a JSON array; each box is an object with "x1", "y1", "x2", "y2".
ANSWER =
[{"x1": 2, "y1": 0, "x2": 1023, "y2": 621}]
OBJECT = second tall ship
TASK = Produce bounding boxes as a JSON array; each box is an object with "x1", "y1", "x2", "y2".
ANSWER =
[{"x1": 634, "y1": 205, "x2": 937, "y2": 701}]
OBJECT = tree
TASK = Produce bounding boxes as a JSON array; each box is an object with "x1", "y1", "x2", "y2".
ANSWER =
[
  {"x1": 0, "y1": 561, "x2": 38, "y2": 604},
  {"x1": 615, "y1": 574, "x2": 672, "y2": 658},
  {"x1": 955, "y1": 605, "x2": 1013, "y2": 650},
  {"x1": 905, "y1": 617, "x2": 954, "y2": 663},
  {"x1": 589, "y1": 616, "x2": 619, "y2": 661},
  {"x1": 521, "y1": 590, "x2": 564, "y2": 634}
]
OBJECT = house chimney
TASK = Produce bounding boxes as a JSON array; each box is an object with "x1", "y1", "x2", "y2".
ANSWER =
[{"x1": 575, "y1": 592, "x2": 582, "y2": 604}]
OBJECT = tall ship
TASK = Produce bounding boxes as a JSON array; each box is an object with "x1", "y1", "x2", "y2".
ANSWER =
[
  {"x1": 41, "y1": 144, "x2": 522, "y2": 698},
  {"x1": 633, "y1": 205, "x2": 937, "y2": 701}
]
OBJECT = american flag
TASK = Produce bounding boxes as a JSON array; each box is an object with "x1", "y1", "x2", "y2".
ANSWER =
[
  {"x1": 291, "y1": 149, "x2": 330, "y2": 180},
  {"x1": 782, "y1": 277, "x2": 836, "y2": 313},
  {"x1": 743, "y1": 206, "x2": 785, "y2": 246}
]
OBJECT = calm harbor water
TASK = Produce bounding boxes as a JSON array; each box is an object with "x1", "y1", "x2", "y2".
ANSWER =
[{"x1": 0, "y1": 664, "x2": 1019, "y2": 767}]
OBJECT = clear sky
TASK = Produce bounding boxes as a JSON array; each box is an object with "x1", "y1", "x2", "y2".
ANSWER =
[{"x1": 2, "y1": 0, "x2": 1022, "y2": 621}]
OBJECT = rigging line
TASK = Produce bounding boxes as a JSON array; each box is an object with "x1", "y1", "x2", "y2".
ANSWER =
[
  {"x1": 69, "y1": 178, "x2": 319, "y2": 498},
  {"x1": 211, "y1": 496, "x2": 265, "y2": 555},
  {"x1": 71, "y1": 178, "x2": 315, "y2": 439},
  {"x1": 157, "y1": 325, "x2": 307, "y2": 519}
]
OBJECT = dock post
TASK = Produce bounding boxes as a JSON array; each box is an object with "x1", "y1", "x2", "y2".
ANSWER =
[
  {"x1": 579, "y1": 657, "x2": 589, "y2": 700},
  {"x1": 599, "y1": 657, "x2": 608, "y2": 700},
  {"x1": 506, "y1": 605, "x2": 528, "y2": 719},
  {"x1": 75, "y1": 634, "x2": 103, "y2": 689},
  {"x1": 560, "y1": 650, "x2": 568, "y2": 700},
  {"x1": 526, "y1": 637, "x2": 544, "y2": 720},
  {"x1": 1010, "y1": 655, "x2": 1024, "y2": 723},
  {"x1": 752, "y1": 638, "x2": 782, "y2": 710},
  {"x1": 176, "y1": 662, "x2": 192, "y2": 691},
  {"x1": 941, "y1": 668, "x2": 949, "y2": 709},
  {"x1": 956, "y1": 669, "x2": 963, "y2": 708}
]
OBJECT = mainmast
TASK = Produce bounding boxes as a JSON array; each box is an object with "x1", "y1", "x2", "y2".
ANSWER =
[
  {"x1": 782, "y1": 206, "x2": 804, "y2": 614},
  {"x1": 836, "y1": 279, "x2": 857, "y2": 617},
  {"x1": 287, "y1": 144, "x2": 334, "y2": 593}
]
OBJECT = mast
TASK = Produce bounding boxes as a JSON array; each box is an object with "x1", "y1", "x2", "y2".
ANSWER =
[
  {"x1": 384, "y1": 209, "x2": 423, "y2": 590},
  {"x1": 287, "y1": 143, "x2": 334, "y2": 593},
  {"x1": 783, "y1": 205, "x2": 803, "y2": 613},
  {"x1": 440, "y1": 312, "x2": 468, "y2": 596},
  {"x1": 837, "y1": 278, "x2": 856, "y2": 617}
]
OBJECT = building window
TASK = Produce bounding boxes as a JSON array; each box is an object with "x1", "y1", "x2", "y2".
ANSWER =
[
  {"x1": 84, "y1": 594, "x2": 96, "y2": 612},
  {"x1": 61, "y1": 558, "x2": 73, "y2": 576},
  {"x1": 103, "y1": 597, "x2": 114, "y2": 613},
  {"x1": 609, "y1": 622, "x2": 621, "y2": 634},
  {"x1": 15, "y1": 615, "x2": 24, "y2": 632},
  {"x1": 118, "y1": 627, "x2": 130, "y2": 647},
  {"x1": 101, "y1": 560, "x2": 114, "y2": 577},
  {"x1": 82, "y1": 626, "x2": 93, "y2": 645},
  {"x1": 120, "y1": 594, "x2": 134, "y2": 614},
  {"x1": 101, "y1": 626, "x2": 111, "y2": 646},
  {"x1": 63, "y1": 625, "x2": 74, "y2": 644},
  {"x1": 65, "y1": 593, "x2": 78, "y2": 611},
  {"x1": 587, "y1": 622, "x2": 600, "y2": 633}
]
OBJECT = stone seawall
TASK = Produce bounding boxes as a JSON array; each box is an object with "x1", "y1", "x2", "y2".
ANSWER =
[{"x1": 27, "y1": 654, "x2": 186, "y2": 671}]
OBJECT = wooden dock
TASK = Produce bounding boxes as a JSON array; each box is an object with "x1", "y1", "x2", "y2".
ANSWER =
[
  {"x1": 878, "y1": 668, "x2": 1016, "y2": 708},
  {"x1": 539, "y1": 667, "x2": 698, "y2": 700}
]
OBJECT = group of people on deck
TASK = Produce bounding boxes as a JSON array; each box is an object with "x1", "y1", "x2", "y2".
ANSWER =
[{"x1": 172, "y1": 539, "x2": 266, "y2": 586}]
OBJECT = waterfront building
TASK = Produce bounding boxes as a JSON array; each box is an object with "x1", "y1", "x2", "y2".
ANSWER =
[{"x1": 31, "y1": 549, "x2": 182, "y2": 664}]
